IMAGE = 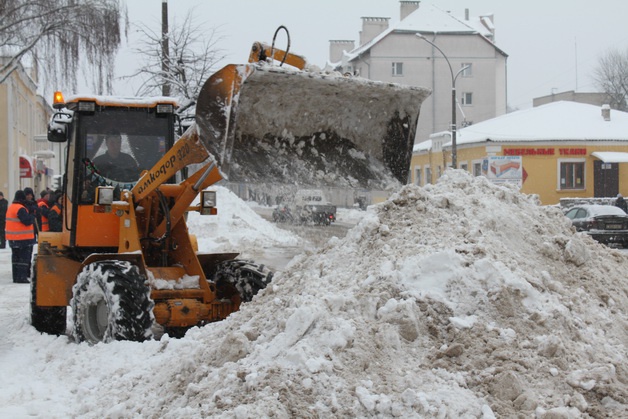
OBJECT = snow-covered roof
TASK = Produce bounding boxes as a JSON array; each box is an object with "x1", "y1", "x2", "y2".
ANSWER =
[
  {"x1": 413, "y1": 139, "x2": 432, "y2": 153},
  {"x1": 395, "y1": 4, "x2": 492, "y2": 36},
  {"x1": 413, "y1": 130, "x2": 453, "y2": 152},
  {"x1": 344, "y1": 3, "x2": 503, "y2": 63},
  {"x1": 454, "y1": 101, "x2": 628, "y2": 146}
]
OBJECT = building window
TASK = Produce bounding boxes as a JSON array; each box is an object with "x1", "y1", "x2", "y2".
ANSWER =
[
  {"x1": 392, "y1": 62, "x2": 403, "y2": 76},
  {"x1": 559, "y1": 161, "x2": 585, "y2": 190},
  {"x1": 425, "y1": 166, "x2": 432, "y2": 184},
  {"x1": 414, "y1": 167, "x2": 422, "y2": 186},
  {"x1": 461, "y1": 63, "x2": 472, "y2": 77},
  {"x1": 461, "y1": 92, "x2": 473, "y2": 106},
  {"x1": 473, "y1": 162, "x2": 482, "y2": 176}
]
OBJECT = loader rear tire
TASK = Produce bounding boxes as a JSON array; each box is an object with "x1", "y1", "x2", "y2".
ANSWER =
[
  {"x1": 215, "y1": 259, "x2": 273, "y2": 303},
  {"x1": 72, "y1": 261, "x2": 154, "y2": 344},
  {"x1": 30, "y1": 256, "x2": 67, "y2": 336}
]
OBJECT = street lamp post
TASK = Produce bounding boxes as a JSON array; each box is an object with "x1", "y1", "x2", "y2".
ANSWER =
[{"x1": 417, "y1": 34, "x2": 469, "y2": 169}]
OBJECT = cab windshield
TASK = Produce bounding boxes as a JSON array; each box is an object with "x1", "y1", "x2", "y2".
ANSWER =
[{"x1": 77, "y1": 107, "x2": 172, "y2": 202}]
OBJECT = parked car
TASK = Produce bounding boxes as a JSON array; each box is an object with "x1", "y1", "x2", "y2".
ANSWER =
[
  {"x1": 564, "y1": 204, "x2": 628, "y2": 247},
  {"x1": 277, "y1": 189, "x2": 336, "y2": 226}
]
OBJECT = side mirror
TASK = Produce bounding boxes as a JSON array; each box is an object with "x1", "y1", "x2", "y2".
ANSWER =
[{"x1": 47, "y1": 111, "x2": 73, "y2": 143}]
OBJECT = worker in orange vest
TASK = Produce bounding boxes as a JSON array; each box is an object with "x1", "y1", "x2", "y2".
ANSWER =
[
  {"x1": 37, "y1": 190, "x2": 51, "y2": 232},
  {"x1": 6, "y1": 190, "x2": 36, "y2": 283},
  {"x1": 0, "y1": 191, "x2": 7, "y2": 249}
]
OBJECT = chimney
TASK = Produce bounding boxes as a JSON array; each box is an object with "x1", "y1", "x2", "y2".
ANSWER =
[
  {"x1": 465, "y1": 8, "x2": 469, "y2": 20},
  {"x1": 480, "y1": 14, "x2": 495, "y2": 40},
  {"x1": 329, "y1": 40, "x2": 355, "y2": 63},
  {"x1": 602, "y1": 104, "x2": 611, "y2": 121},
  {"x1": 359, "y1": 17, "x2": 390, "y2": 45},
  {"x1": 400, "y1": 1, "x2": 420, "y2": 20}
]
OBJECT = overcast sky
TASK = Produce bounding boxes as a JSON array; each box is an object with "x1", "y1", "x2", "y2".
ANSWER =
[{"x1": 114, "y1": 0, "x2": 628, "y2": 110}]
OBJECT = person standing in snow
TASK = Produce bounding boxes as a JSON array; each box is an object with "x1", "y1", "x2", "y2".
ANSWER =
[
  {"x1": 0, "y1": 191, "x2": 7, "y2": 249},
  {"x1": 22, "y1": 187, "x2": 39, "y2": 279},
  {"x1": 23, "y1": 187, "x2": 39, "y2": 233},
  {"x1": 37, "y1": 190, "x2": 51, "y2": 232},
  {"x1": 615, "y1": 194, "x2": 628, "y2": 213},
  {"x1": 48, "y1": 193, "x2": 64, "y2": 233},
  {"x1": 6, "y1": 190, "x2": 36, "y2": 283}
]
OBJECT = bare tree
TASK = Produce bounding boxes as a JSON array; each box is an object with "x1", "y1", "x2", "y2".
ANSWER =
[
  {"x1": 0, "y1": 0, "x2": 126, "y2": 94},
  {"x1": 125, "y1": 9, "x2": 225, "y2": 108},
  {"x1": 593, "y1": 48, "x2": 628, "y2": 111}
]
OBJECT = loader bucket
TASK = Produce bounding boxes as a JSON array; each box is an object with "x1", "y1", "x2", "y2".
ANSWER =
[{"x1": 195, "y1": 64, "x2": 430, "y2": 189}]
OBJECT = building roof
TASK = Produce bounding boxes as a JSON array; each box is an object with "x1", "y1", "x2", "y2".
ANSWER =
[
  {"x1": 344, "y1": 3, "x2": 504, "y2": 63},
  {"x1": 454, "y1": 101, "x2": 628, "y2": 146},
  {"x1": 414, "y1": 139, "x2": 432, "y2": 152},
  {"x1": 395, "y1": 3, "x2": 493, "y2": 35}
]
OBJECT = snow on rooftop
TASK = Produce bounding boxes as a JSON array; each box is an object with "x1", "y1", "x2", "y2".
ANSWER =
[
  {"x1": 454, "y1": 101, "x2": 628, "y2": 146},
  {"x1": 346, "y1": 3, "x2": 494, "y2": 62},
  {"x1": 413, "y1": 139, "x2": 432, "y2": 152},
  {"x1": 395, "y1": 3, "x2": 487, "y2": 35}
]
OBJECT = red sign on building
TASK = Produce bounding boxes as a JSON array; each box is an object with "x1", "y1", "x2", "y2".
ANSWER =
[{"x1": 19, "y1": 156, "x2": 33, "y2": 178}]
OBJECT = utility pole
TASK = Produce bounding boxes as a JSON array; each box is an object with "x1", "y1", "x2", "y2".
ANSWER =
[{"x1": 161, "y1": 0, "x2": 170, "y2": 96}]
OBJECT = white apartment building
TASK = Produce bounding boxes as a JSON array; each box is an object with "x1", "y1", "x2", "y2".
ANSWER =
[{"x1": 329, "y1": 1, "x2": 508, "y2": 144}]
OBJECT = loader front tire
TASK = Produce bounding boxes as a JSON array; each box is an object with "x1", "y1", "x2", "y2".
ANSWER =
[
  {"x1": 30, "y1": 256, "x2": 67, "y2": 336},
  {"x1": 71, "y1": 261, "x2": 154, "y2": 344}
]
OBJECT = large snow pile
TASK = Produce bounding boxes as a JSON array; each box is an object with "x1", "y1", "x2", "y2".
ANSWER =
[
  {"x1": 109, "y1": 171, "x2": 628, "y2": 416},
  {"x1": 186, "y1": 185, "x2": 300, "y2": 253},
  {"x1": 1, "y1": 171, "x2": 626, "y2": 418}
]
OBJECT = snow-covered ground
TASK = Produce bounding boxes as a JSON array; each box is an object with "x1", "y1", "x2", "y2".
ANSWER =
[{"x1": 0, "y1": 171, "x2": 626, "y2": 418}]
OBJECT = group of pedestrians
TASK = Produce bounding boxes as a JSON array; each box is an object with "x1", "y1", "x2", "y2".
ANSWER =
[{"x1": 0, "y1": 187, "x2": 64, "y2": 284}]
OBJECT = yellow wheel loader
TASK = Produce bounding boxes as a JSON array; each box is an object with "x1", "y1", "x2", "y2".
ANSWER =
[{"x1": 30, "y1": 33, "x2": 430, "y2": 343}]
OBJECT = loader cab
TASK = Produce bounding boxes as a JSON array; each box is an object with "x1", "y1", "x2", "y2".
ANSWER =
[{"x1": 48, "y1": 93, "x2": 177, "y2": 251}]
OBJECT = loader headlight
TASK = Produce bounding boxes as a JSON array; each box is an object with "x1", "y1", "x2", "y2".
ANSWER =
[
  {"x1": 78, "y1": 101, "x2": 96, "y2": 113},
  {"x1": 156, "y1": 104, "x2": 174, "y2": 114},
  {"x1": 200, "y1": 190, "x2": 217, "y2": 215}
]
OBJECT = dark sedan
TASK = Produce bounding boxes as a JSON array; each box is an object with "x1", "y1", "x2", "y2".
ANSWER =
[{"x1": 565, "y1": 204, "x2": 628, "y2": 247}]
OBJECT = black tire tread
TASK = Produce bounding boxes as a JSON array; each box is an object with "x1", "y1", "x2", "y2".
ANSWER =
[{"x1": 72, "y1": 261, "x2": 154, "y2": 343}]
